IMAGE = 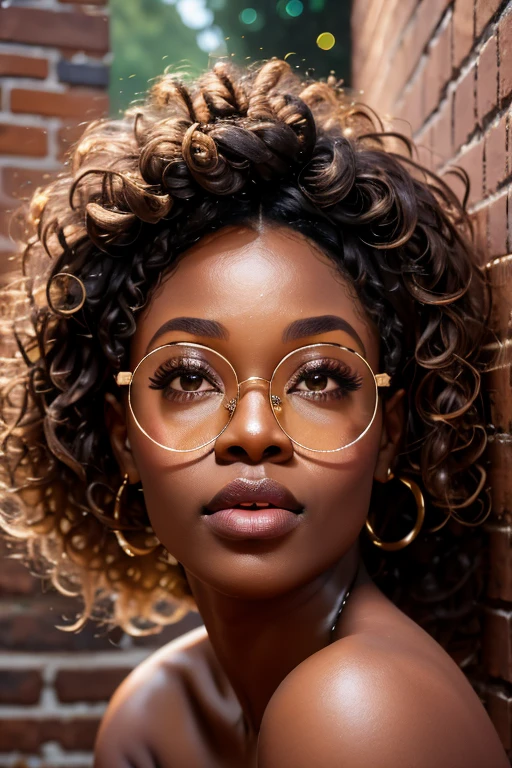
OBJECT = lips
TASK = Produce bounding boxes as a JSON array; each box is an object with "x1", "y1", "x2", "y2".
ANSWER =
[{"x1": 204, "y1": 477, "x2": 303, "y2": 515}]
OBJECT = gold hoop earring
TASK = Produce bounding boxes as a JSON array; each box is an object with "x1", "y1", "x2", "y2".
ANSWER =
[
  {"x1": 365, "y1": 469, "x2": 425, "y2": 552},
  {"x1": 113, "y1": 474, "x2": 161, "y2": 558}
]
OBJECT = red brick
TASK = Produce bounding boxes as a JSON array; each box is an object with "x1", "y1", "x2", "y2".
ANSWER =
[
  {"x1": 499, "y1": 10, "x2": 512, "y2": 103},
  {"x1": 413, "y1": 0, "x2": 449, "y2": 64},
  {"x1": 0, "y1": 599, "x2": 199, "y2": 653},
  {"x1": 403, "y1": 68, "x2": 425, "y2": 135},
  {"x1": 471, "y1": 208, "x2": 489, "y2": 264},
  {"x1": 0, "y1": 555, "x2": 37, "y2": 596},
  {"x1": 453, "y1": 0, "x2": 475, "y2": 68},
  {"x1": 488, "y1": 524, "x2": 512, "y2": 601},
  {"x1": 0, "y1": 205, "x2": 14, "y2": 240},
  {"x1": 354, "y1": 0, "x2": 416, "y2": 98},
  {"x1": 450, "y1": 137, "x2": 485, "y2": 206},
  {"x1": 0, "y1": 255, "x2": 19, "y2": 284},
  {"x1": 487, "y1": 193, "x2": 508, "y2": 255},
  {"x1": 0, "y1": 597, "x2": 118, "y2": 652},
  {"x1": 487, "y1": 437, "x2": 512, "y2": 522},
  {"x1": 483, "y1": 608, "x2": 512, "y2": 684},
  {"x1": 424, "y1": 18, "x2": 452, "y2": 118},
  {"x1": 0, "y1": 670, "x2": 43, "y2": 705},
  {"x1": 58, "y1": 122, "x2": 88, "y2": 162},
  {"x1": 0, "y1": 124, "x2": 47, "y2": 157},
  {"x1": 432, "y1": 95, "x2": 453, "y2": 167},
  {"x1": 476, "y1": 0, "x2": 503, "y2": 37},
  {"x1": 454, "y1": 64, "x2": 477, "y2": 150},
  {"x1": 0, "y1": 717, "x2": 100, "y2": 751},
  {"x1": 387, "y1": 0, "x2": 447, "y2": 103},
  {"x1": 0, "y1": 52, "x2": 49, "y2": 79},
  {"x1": 470, "y1": 205, "x2": 489, "y2": 253},
  {"x1": 477, "y1": 34, "x2": 498, "y2": 121},
  {"x1": 488, "y1": 365, "x2": 512, "y2": 434},
  {"x1": 486, "y1": 113, "x2": 508, "y2": 193},
  {"x1": 55, "y1": 667, "x2": 132, "y2": 703},
  {"x1": 416, "y1": 124, "x2": 434, "y2": 171},
  {"x1": 11, "y1": 88, "x2": 108, "y2": 120},
  {"x1": 509, "y1": 187, "x2": 512, "y2": 251},
  {"x1": 0, "y1": 7, "x2": 109, "y2": 54},
  {"x1": 2, "y1": 168, "x2": 56, "y2": 201}
]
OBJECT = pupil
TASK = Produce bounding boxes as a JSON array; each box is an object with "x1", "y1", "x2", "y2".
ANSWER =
[
  {"x1": 180, "y1": 373, "x2": 202, "y2": 391},
  {"x1": 306, "y1": 373, "x2": 327, "y2": 391}
]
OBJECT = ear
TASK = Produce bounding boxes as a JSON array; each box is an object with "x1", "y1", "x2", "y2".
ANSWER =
[
  {"x1": 104, "y1": 392, "x2": 141, "y2": 484},
  {"x1": 373, "y1": 388, "x2": 406, "y2": 483}
]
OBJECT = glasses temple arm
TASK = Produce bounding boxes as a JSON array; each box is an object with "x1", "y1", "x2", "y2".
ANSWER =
[
  {"x1": 116, "y1": 372, "x2": 132, "y2": 386},
  {"x1": 375, "y1": 373, "x2": 391, "y2": 387}
]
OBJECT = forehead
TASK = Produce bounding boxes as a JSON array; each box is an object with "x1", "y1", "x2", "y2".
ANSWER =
[{"x1": 132, "y1": 224, "x2": 379, "y2": 368}]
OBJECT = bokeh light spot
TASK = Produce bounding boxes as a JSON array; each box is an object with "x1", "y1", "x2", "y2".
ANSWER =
[
  {"x1": 240, "y1": 7, "x2": 258, "y2": 24},
  {"x1": 286, "y1": 0, "x2": 303, "y2": 16},
  {"x1": 276, "y1": 0, "x2": 288, "y2": 19},
  {"x1": 316, "y1": 32, "x2": 335, "y2": 50}
]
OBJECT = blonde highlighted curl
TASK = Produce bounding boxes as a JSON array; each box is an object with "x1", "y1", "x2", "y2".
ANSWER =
[{"x1": 0, "y1": 60, "x2": 494, "y2": 652}]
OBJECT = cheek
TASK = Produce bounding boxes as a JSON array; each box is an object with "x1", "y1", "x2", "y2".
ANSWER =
[
  {"x1": 128, "y1": 433, "x2": 215, "y2": 550},
  {"x1": 289, "y1": 430, "x2": 380, "y2": 569}
]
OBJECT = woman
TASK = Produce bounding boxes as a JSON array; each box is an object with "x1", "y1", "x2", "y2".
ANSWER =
[{"x1": 0, "y1": 59, "x2": 508, "y2": 767}]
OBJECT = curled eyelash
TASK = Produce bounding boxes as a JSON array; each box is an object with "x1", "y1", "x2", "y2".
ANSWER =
[
  {"x1": 286, "y1": 357, "x2": 364, "y2": 398},
  {"x1": 148, "y1": 357, "x2": 223, "y2": 392}
]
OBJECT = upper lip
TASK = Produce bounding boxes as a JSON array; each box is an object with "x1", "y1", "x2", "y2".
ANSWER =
[{"x1": 205, "y1": 478, "x2": 303, "y2": 514}]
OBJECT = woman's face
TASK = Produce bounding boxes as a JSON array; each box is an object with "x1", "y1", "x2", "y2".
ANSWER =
[{"x1": 115, "y1": 224, "x2": 399, "y2": 599}]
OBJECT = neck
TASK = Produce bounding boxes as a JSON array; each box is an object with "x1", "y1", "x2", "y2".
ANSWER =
[{"x1": 185, "y1": 544, "x2": 363, "y2": 734}]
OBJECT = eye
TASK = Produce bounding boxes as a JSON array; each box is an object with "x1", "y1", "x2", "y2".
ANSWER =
[
  {"x1": 168, "y1": 372, "x2": 215, "y2": 393},
  {"x1": 148, "y1": 357, "x2": 223, "y2": 398},
  {"x1": 295, "y1": 372, "x2": 340, "y2": 393},
  {"x1": 287, "y1": 358, "x2": 363, "y2": 399}
]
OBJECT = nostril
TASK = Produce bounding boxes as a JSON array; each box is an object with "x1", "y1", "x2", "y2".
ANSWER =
[
  {"x1": 229, "y1": 446, "x2": 247, "y2": 459},
  {"x1": 226, "y1": 444, "x2": 281, "y2": 461},
  {"x1": 262, "y1": 445, "x2": 281, "y2": 459}
]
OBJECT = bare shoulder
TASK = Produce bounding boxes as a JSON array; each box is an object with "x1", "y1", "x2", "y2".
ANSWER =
[
  {"x1": 259, "y1": 619, "x2": 508, "y2": 768},
  {"x1": 94, "y1": 625, "x2": 215, "y2": 768}
]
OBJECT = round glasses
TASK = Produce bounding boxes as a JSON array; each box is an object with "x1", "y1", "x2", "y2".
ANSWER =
[{"x1": 116, "y1": 342, "x2": 391, "y2": 453}]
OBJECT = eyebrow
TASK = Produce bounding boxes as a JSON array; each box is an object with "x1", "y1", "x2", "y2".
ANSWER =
[
  {"x1": 146, "y1": 314, "x2": 366, "y2": 356},
  {"x1": 147, "y1": 317, "x2": 229, "y2": 351},
  {"x1": 282, "y1": 315, "x2": 366, "y2": 355}
]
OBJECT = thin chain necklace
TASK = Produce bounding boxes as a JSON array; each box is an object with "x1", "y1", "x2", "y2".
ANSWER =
[{"x1": 329, "y1": 562, "x2": 360, "y2": 644}]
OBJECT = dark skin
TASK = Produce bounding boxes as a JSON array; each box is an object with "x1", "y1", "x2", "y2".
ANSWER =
[{"x1": 95, "y1": 224, "x2": 508, "y2": 767}]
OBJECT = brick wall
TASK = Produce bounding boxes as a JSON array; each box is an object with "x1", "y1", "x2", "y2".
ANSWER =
[
  {"x1": 0, "y1": 535, "x2": 200, "y2": 767},
  {"x1": 0, "y1": 3, "x2": 200, "y2": 766},
  {"x1": 352, "y1": 0, "x2": 512, "y2": 756},
  {"x1": 0, "y1": 0, "x2": 109, "y2": 280}
]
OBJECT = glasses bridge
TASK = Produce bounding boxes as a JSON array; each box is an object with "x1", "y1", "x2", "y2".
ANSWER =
[{"x1": 225, "y1": 377, "x2": 282, "y2": 415}]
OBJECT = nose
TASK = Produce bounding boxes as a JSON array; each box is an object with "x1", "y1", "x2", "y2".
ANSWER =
[{"x1": 214, "y1": 378, "x2": 293, "y2": 464}]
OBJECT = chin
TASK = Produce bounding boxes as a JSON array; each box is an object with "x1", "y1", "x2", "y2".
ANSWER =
[{"x1": 182, "y1": 538, "x2": 352, "y2": 601}]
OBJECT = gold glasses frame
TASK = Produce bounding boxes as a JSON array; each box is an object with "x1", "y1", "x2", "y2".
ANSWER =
[{"x1": 116, "y1": 341, "x2": 391, "y2": 453}]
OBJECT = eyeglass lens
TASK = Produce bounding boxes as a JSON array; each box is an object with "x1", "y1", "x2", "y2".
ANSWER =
[{"x1": 129, "y1": 344, "x2": 377, "y2": 452}]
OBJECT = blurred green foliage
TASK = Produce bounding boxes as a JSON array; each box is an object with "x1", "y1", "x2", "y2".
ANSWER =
[
  {"x1": 110, "y1": 0, "x2": 351, "y2": 116},
  {"x1": 110, "y1": 0, "x2": 203, "y2": 116}
]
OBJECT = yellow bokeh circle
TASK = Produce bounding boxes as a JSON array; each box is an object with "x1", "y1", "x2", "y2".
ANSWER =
[{"x1": 316, "y1": 32, "x2": 336, "y2": 51}]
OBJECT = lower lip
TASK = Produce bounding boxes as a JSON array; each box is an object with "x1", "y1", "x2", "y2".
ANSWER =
[{"x1": 202, "y1": 508, "x2": 302, "y2": 540}]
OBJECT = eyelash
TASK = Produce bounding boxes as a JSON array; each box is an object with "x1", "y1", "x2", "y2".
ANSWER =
[
  {"x1": 286, "y1": 358, "x2": 363, "y2": 400},
  {"x1": 149, "y1": 358, "x2": 223, "y2": 401},
  {"x1": 147, "y1": 356, "x2": 363, "y2": 402}
]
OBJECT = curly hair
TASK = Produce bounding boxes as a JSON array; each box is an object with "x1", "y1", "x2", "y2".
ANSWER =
[{"x1": 0, "y1": 59, "x2": 493, "y2": 655}]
